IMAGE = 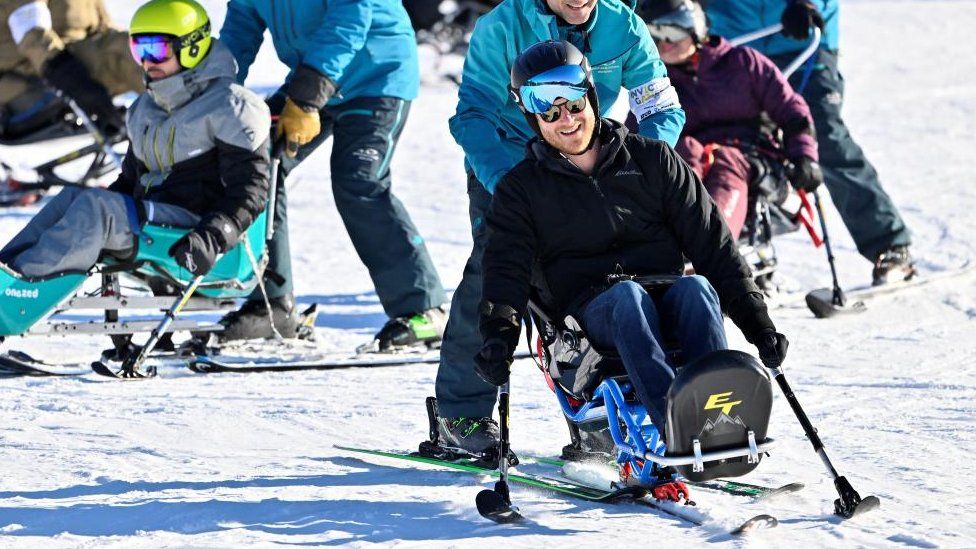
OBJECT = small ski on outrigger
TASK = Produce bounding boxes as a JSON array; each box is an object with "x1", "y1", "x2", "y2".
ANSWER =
[
  {"x1": 805, "y1": 259, "x2": 975, "y2": 318},
  {"x1": 802, "y1": 191, "x2": 974, "y2": 318}
]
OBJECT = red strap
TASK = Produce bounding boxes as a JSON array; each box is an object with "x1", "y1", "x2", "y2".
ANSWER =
[
  {"x1": 796, "y1": 189, "x2": 823, "y2": 247},
  {"x1": 652, "y1": 480, "x2": 691, "y2": 503},
  {"x1": 701, "y1": 143, "x2": 721, "y2": 180}
]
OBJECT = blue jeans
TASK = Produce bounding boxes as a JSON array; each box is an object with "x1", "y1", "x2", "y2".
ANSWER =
[{"x1": 581, "y1": 276, "x2": 727, "y2": 428}]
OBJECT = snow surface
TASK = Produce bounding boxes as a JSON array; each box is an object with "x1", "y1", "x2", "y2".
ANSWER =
[{"x1": 0, "y1": 0, "x2": 974, "y2": 546}]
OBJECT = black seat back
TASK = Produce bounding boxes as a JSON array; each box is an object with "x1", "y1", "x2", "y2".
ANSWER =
[{"x1": 665, "y1": 350, "x2": 772, "y2": 481}]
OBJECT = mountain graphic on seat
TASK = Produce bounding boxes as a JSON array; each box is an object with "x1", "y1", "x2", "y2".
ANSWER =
[{"x1": 699, "y1": 411, "x2": 750, "y2": 438}]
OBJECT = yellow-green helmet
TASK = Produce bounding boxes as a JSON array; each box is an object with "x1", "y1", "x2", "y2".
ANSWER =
[{"x1": 129, "y1": 0, "x2": 212, "y2": 69}]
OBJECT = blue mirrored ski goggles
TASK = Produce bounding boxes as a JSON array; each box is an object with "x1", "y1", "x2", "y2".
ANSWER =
[{"x1": 516, "y1": 64, "x2": 589, "y2": 115}]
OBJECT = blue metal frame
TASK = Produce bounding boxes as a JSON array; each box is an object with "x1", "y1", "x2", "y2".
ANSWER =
[{"x1": 554, "y1": 377, "x2": 668, "y2": 486}]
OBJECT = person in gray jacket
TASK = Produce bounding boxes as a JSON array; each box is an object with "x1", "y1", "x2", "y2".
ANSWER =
[{"x1": 0, "y1": 0, "x2": 269, "y2": 280}]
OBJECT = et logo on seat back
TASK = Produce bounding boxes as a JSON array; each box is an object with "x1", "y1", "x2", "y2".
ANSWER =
[{"x1": 704, "y1": 391, "x2": 742, "y2": 416}]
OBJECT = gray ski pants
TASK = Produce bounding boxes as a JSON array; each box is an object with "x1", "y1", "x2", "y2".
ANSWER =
[{"x1": 0, "y1": 187, "x2": 198, "y2": 278}]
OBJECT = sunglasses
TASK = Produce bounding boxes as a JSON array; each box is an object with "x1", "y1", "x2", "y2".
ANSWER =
[
  {"x1": 647, "y1": 23, "x2": 692, "y2": 44},
  {"x1": 538, "y1": 96, "x2": 588, "y2": 123},
  {"x1": 130, "y1": 34, "x2": 176, "y2": 64}
]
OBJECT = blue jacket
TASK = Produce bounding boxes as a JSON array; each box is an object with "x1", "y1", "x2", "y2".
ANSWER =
[
  {"x1": 450, "y1": 0, "x2": 686, "y2": 193},
  {"x1": 219, "y1": 0, "x2": 419, "y2": 103},
  {"x1": 705, "y1": 0, "x2": 839, "y2": 57}
]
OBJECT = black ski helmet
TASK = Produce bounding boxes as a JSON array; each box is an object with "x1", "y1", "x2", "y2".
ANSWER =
[
  {"x1": 639, "y1": 0, "x2": 708, "y2": 45},
  {"x1": 509, "y1": 40, "x2": 600, "y2": 139}
]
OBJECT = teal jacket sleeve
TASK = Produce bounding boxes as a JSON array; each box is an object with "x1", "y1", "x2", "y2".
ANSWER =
[
  {"x1": 299, "y1": 0, "x2": 372, "y2": 84},
  {"x1": 621, "y1": 20, "x2": 685, "y2": 147},
  {"x1": 448, "y1": 19, "x2": 526, "y2": 194},
  {"x1": 219, "y1": 0, "x2": 266, "y2": 84}
]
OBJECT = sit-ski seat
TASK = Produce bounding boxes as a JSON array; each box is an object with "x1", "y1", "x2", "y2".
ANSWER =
[
  {"x1": 530, "y1": 281, "x2": 775, "y2": 484},
  {"x1": 0, "y1": 209, "x2": 268, "y2": 337},
  {"x1": 128, "y1": 210, "x2": 268, "y2": 298}
]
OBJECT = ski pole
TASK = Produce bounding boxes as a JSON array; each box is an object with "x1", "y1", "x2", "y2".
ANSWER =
[
  {"x1": 812, "y1": 190, "x2": 847, "y2": 307},
  {"x1": 119, "y1": 274, "x2": 206, "y2": 377},
  {"x1": 768, "y1": 365, "x2": 880, "y2": 518},
  {"x1": 476, "y1": 380, "x2": 523, "y2": 523}
]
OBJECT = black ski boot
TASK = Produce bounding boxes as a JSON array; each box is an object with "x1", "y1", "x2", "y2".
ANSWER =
[
  {"x1": 437, "y1": 416, "x2": 500, "y2": 455},
  {"x1": 218, "y1": 294, "x2": 300, "y2": 341},
  {"x1": 366, "y1": 306, "x2": 447, "y2": 352},
  {"x1": 871, "y1": 245, "x2": 916, "y2": 286}
]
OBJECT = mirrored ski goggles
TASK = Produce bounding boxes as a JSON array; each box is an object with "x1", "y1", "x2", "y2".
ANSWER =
[
  {"x1": 129, "y1": 34, "x2": 176, "y2": 64},
  {"x1": 647, "y1": 23, "x2": 692, "y2": 44},
  {"x1": 516, "y1": 64, "x2": 589, "y2": 115}
]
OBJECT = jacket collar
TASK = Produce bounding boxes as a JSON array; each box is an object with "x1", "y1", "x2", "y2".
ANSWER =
[
  {"x1": 527, "y1": 118, "x2": 629, "y2": 179},
  {"x1": 146, "y1": 39, "x2": 237, "y2": 113}
]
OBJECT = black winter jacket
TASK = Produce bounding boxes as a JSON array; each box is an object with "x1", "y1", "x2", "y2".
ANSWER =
[{"x1": 482, "y1": 120, "x2": 775, "y2": 342}]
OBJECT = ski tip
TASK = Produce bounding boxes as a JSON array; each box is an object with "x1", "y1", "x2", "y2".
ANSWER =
[
  {"x1": 837, "y1": 495, "x2": 881, "y2": 519},
  {"x1": 805, "y1": 288, "x2": 867, "y2": 319},
  {"x1": 476, "y1": 489, "x2": 524, "y2": 524},
  {"x1": 730, "y1": 514, "x2": 778, "y2": 535}
]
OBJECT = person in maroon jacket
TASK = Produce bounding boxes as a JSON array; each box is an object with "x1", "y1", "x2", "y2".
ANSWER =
[{"x1": 630, "y1": 0, "x2": 822, "y2": 240}]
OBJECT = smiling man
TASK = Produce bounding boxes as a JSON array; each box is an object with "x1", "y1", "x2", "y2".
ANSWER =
[
  {"x1": 435, "y1": 0, "x2": 686, "y2": 454},
  {"x1": 472, "y1": 42, "x2": 787, "y2": 495}
]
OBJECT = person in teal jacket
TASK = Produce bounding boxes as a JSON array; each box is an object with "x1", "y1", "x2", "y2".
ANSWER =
[
  {"x1": 435, "y1": 0, "x2": 686, "y2": 454},
  {"x1": 699, "y1": 0, "x2": 915, "y2": 285},
  {"x1": 218, "y1": 0, "x2": 449, "y2": 349}
]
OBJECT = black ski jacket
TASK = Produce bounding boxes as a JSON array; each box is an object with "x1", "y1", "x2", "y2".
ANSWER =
[{"x1": 482, "y1": 120, "x2": 774, "y2": 341}]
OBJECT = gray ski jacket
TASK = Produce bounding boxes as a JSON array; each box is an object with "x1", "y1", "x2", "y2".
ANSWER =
[{"x1": 109, "y1": 39, "x2": 271, "y2": 254}]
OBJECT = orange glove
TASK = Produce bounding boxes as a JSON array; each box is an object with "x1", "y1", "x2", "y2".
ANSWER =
[{"x1": 277, "y1": 98, "x2": 320, "y2": 157}]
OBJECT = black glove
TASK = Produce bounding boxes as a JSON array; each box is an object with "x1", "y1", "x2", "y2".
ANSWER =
[
  {"x1": 475, "y1": 338, "x2": 514, "y2": 386},
  {"x1": 168, "y1": 229, "x2": 221, "y2": 276},
  {"x1": 781, "y1": 1, "x2": 825, "y2": 40},
  {"x1": 755, "y1": 330, "x2": 790, "y2": 369},
  {"x1": 285, "y1": 64, "x2": 338, "y2": 111},
  {"x1": 790, "y1": 157, "x2": 824, "y2": 192},
  {"x1": 473, "y1": 301, "x2": 522, "y2": 386},
  {"x1": 42, "y1": 51, "x2": 123, "y2": 134}
]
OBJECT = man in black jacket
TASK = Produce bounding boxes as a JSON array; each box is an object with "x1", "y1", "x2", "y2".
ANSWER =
[{"x1": 474, "y1": 40, "x2": 789, "y2": 431}]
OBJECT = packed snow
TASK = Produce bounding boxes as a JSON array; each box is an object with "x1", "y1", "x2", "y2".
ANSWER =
[{"x1": 0, "y1": 0, "x2": 973, "y2": 546}]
